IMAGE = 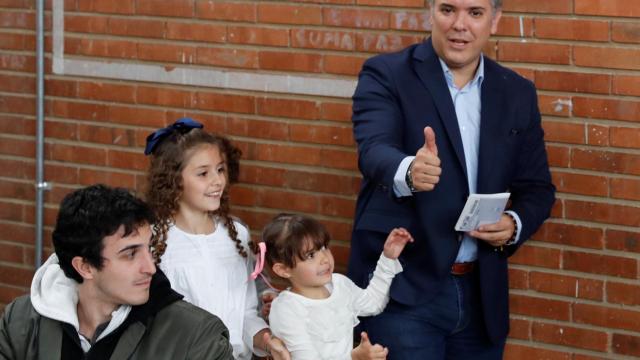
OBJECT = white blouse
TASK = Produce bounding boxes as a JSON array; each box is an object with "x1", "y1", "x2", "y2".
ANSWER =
[
  {"x1": 159, "y1": 219, "x2": 268, "y2": 360},
  {"x1": 269, "y1": 254, "x2": 403, "y2": 360}
]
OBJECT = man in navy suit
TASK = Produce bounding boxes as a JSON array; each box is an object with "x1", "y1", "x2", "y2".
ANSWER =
[{"x1": 347, "y1": 0, "x2": 555, "y2": 358}]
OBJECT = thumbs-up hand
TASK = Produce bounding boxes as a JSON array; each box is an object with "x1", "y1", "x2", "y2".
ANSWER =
[
  {"x1": 352, "y1": 332, "x2": 388, "y2": 360},
  {"x1": 409, "y1": 126, "x2": 441, "y2": 192}
]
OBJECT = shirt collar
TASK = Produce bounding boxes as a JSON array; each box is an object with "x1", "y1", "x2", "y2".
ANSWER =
[{"x1": 438, "y1": 55, "x2": 485, "y2": 90}]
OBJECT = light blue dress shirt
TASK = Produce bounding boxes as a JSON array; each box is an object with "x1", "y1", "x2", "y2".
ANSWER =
[{"x1": 393, "y1": 55, "x2": 522, "y2": 262}]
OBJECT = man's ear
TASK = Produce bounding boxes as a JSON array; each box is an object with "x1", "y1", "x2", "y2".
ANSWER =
[
  {"x1": 272, "y1": 263, "x2": 291, "y2": 279},
  {"x1": 71, "y1": 256, "x2": 96, "y2": 281}
]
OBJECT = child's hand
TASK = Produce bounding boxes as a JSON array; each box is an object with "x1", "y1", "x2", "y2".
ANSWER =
[
  {"x1": 382, "y1": 227, "x2": 413, "y2": 260},
  {"x1": 351, "y1": 332, "x2": 388, "y2": 360},
  {"x1": 261, "y1": 291, "x2": 277, "y2": 318},
  {"x1": 262, "y1": 332, "x2": 291, "y2": 360}
]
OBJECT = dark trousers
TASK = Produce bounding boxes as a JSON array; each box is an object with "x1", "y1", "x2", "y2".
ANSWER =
[{"x1": 361, "y1": 271, "x2": 505, "y2": 360}]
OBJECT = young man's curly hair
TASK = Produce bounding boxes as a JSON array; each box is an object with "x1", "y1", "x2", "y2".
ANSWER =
[{"x1": 145, "y1": 128, "x2": 245, "y2": 262}]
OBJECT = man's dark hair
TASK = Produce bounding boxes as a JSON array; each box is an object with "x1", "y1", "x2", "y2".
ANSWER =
[{"x1": 52, "y1": 184, "x2": 156, "y2": 283}]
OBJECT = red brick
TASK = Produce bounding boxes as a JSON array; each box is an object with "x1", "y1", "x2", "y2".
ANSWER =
[
  {"x1": 503, "y1": 0, "x2": 572, "y2": 14},
  {"x1": 77, "y1": 81, "x2": 136, "y2": 104},
  {"x1": 0, "y1": 264, "x2": 33, "y2": 287},
  {"x1": 290, "y1": 124, "x2": 354, "y2": 146},
  {"x1": 76, "y1": 124, "x2": 137, "y2": 147},
  {"x1": 44, "y1": 120, "x2": 77, "y2": 141},
  {"x1": 228, "y1": 26, "x2": 288, "y2": 46},
  {"x1": 563, "y1": 249, "x2": 637, "y2": 279},
  {"x1": 390, "y1": 10, "x2": 431, "y2": 32},
  {"x1": 538, "y1": 94, "x2": 571, "y2": 117},
  {"x1": 323, "y1": 8, "x2": 389, "y2": 29},
  {"x1": 532, "y1": 322, "x2": 608, "y2": 352},
  {"x1": 510, "y1": 294, "x2": 571, "y2": 321},
  {"x1": 508, "y1": 268, "x2": 528, "y2": 290},
  {"x1": 504, "y1": 344, "x2": 570, "y2": 360},
  {"x1": 610, "y1": 127, "x2": 640, "y2": 149},
  {"x1": 0, "y1": 11, "x2": 33, "y2": 30},
  {"x1": 45, "y1": 164, "x2": 79, "y2": 185},
  {"x1": 0, "y1": 222, "x2": 34, "y2": 246},
  {"x1": 613, "y1": 75, "x2": 640, "y2": 96},
  {"x1": 612, "y1": 21, "x2": 640, "y2": 44},
  {"x1": 138, "y1": 43, "x2": 196, "y2": 64},
  {"x1": 282, "y1": 170, "x2": 360, "y2": 196},
  {"x1": 356, "y1": 33, "x2": 423, "y2": 53},
  {"x1": 77, "y1": 0, "x2": 134, "y2": 14},
  {"x1": 0, "y1": 94, "x2": 34, "y2": 115},
  {"x1": 320, "y1": 148, "x2": 357, "y2": 171},
  {"x1": 108, "y1": 105, "x2": 166, "y2": 128},
  {"x1": 574, "y1": 46, "x2": 640, "y2": 71},
  {"x1": 227, "y1": 117, "x2": 289, "y2": 141},
  {"x1": 319, "y1": 196, "x2": 355, "y2": 218},
  {"x1": 65, "y1": 38, "x2": 137, "y2": 59},
  {"x1": 508, "y1": 318, "x2": 530, "y2": 340},
  {"x1": 546, "y1": 145, "x2": 570, "y2": 167},
  {"x1": 257, "y1": 98, "x2": 319, "y2": 120},
  {"x1": 542, "y1": 121, "x2": 584, "y2": 144},
  {"x1": 331, "y1": 243, "x2": 351, "y2": 269},
  {"x1": 606, "y1": 229, "x2": 640, "y2": 253},
  {"x1": 196, "y1": 47, "x2": 258, "y2": 69},
  {"x1": 0, "y1": 73, "x2": 35, "y2": 93},
  {"x1": 566, "y1": 199, "x2": 640, "y2": 227},
  {"x1": 613, "y1": 333, "x2": 640, "y2": 357},
  {"x1": 498, "y1": 42, "x2": 570, "y2": 65},
  {"x1": 48, "y1": 143, "x2": 107, "y2": 166},
  {"x1": 551, "y1": 171, "x2": 608, "y2": 197},
  {"x1": 195, "y1": 93, "x2": 255, "y2": 114},
  {"x1": 0, "y1": 180, "x2": 33, "y2": 203},
  {"x1": 239, "y1": 164, "x2": 286, "y2": 188},
  {"x1": 65, "y1": 14, "x2": 108, "y2": 34},
  {"x1": 136, "y1": 0, "x2": 194, "y2": 17},
  {"x1": 571, "y1": 148, "x2": 640, "y2": 176},
  {"x1": 575, "y1": 0, "x2": 640, "y2": 17},
  {"x1": 607, "y1": 281, "x2": 640, "y2": 306},
  {"x1": 196, "y1": 1, "x2": 256, "y2": 22},
  {"x1": 535, "y1": 70, "x2": 610, "y2": 94},
  {"x1": 229, "y1": 185, "x2": 258, "y2": 207},
  {"x1": 0, "y1": 137, "x2": 34, "y2": 158},
  {"x1": 509, "y1": 243, "x2": 561, "y2": 269},
  {"x1": 320, "y1": 102, "x2": 352, "y2": 122},
  {"x1": 530, "y1": 271, "x2": 603, "y2": 301},
  {"x1": 45, "y1": 78, "x2": 78, "y2": 98},
  {"x1": 532, "y1": 222, "x2": 604, "y2": 250},
  {"x1": 108, "y1": 18, "x2": 165, "y2": 39},
  {"x1": 107, "y1": 150, "x2": 147, "y2": 171},
  {"x1": 0, "y1": 115, "x2": 33, "y2": 136},
  {"x1": 324, "y1": 54, "x2": 366, "y2": 76},
  {"x1": 0, "y1": 0, "x2": 27, "y2": 8},
  {"x1": 292, "y1": 29, "x2": 355, "y2": 51},
  {"x1": 587, "y1": 124, "x2": 609, "y2": 146},
  {"x1": 574, "y1": 303, "x2": 640, "y2": 332},
  {"x1": 611, "y1": 178, "x2": 640, "y2": 201},
  {"x1": 166, "y1": 22, "x2": 225, "y2": 43},
  {"x1": 136, "y1": 86, "x2": 194, "y2": 108},
  {"x1": 0, "y1": 285, "x2": 27, "y2": 307},
  {"x1": 358, "y1": 0, "x2": 424, "y2": 7},
  {"x1": 0, "y1": 54, "x2": 35, "y2": 72},
  {"x1": 258, "y1": 3, "x2": 322, "y2": 25},
  {"x1": 258, "y1": 188, "x2": 319, "y2": 213},
  {"x1": 79, "y1": 168, "x2": 136, "y2": 189},
  {"x1": 251, "y1": 143, "x2": 322, "y2": 166},
  {"x1": 535, "y1": 18, "x2": 609, "y2": 42},
  {"x1": 258, "y1": 51, "x2": 322, "y2": 73}
]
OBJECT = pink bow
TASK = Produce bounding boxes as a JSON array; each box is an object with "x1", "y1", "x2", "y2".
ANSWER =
[{"x1": 250, "y1": 242, "x2": 267, "y2": 280}]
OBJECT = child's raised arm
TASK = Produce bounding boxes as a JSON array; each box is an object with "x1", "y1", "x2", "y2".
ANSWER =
[{"x1": 382, "y1": 228, "x2": 413, "y2": 260}]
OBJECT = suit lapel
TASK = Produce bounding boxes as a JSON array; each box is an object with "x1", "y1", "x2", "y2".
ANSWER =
[
  {"x1": 412, "y1": 38, "x2": 468, "y2": 180},
  {"x1": 477, "y1": 59, "x2": 505, "y2": 193}
]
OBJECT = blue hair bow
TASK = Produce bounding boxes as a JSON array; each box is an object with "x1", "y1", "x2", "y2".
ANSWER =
[{"x1": 144, "y1": 117, "x2": 203, "y2": 155}]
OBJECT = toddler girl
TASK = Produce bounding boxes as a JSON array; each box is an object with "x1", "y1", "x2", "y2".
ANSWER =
[
  {"x1": 254, "y1": 213, "x2": 412, "y2": 359},
  {"x1": 144, "y1": 118, "x2": 286, "y2": 359}
]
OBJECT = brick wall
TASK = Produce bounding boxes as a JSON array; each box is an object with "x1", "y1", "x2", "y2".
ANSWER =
[{"x1": 1, "y1": 0, "x2": 639, "y2": 358}]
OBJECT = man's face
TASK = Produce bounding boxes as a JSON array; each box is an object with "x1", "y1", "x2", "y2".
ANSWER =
[
  {"x1": 91, "y1": 224, "x2": 156, "y2": 307},
  {"x1": 430, "y1": 0, "x2": 501, "y2": 73}
]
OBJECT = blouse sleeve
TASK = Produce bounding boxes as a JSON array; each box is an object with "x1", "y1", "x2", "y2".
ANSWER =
[{"x1": 348, "y1": 254, "x2": 403, "y2": 317}]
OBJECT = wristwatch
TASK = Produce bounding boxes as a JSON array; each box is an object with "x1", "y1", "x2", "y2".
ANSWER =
[{"x1": 405, "y1": 160, "x2": 417, "y2": 193}]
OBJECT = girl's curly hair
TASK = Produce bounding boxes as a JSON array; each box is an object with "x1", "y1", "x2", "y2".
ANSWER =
[{"x1": 145, "y1": 128, "x2": 246, "y2": 262}]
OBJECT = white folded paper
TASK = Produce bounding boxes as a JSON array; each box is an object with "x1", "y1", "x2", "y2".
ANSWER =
[{"x1": 454, "y1": 193, "x2": 510, "y2": 232}]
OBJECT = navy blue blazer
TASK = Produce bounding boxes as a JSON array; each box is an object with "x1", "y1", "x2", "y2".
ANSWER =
[{"x1": 347, "y1": 38, "x2": 555, "y2": 343}]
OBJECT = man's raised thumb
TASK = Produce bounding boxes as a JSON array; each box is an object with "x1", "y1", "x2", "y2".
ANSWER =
[
  {"x1": 424, "y1": 126, "x2": 438, "y2": 156},
  {"x1": 360, "y1": 332, "x2": 371, "y2": 345}
]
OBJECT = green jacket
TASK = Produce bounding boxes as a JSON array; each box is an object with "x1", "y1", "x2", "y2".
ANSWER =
[{"x1": 0, "y1": 271, "x2": 234, "y2": 360}]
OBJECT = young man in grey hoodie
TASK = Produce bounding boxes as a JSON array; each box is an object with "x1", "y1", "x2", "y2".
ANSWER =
[{"x1": 0, "y1": 184, "x2": 234, "y2": 360}]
